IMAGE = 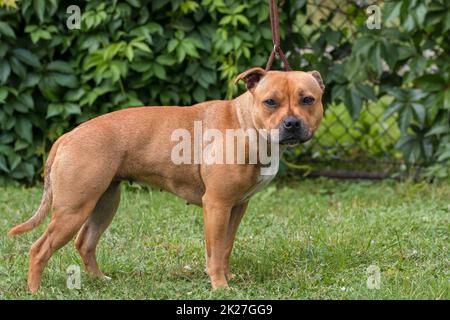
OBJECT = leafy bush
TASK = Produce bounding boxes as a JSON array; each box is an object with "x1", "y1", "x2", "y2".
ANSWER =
[
  {"x1": 0, "y1": 0, "x2": 280, "y2": 183},
  {"x1": 0, "y1": 0, "x2": 448, "y2": 183},
  {"x1": 336, "y1": 1, "x2": 450, "y2": 165}
]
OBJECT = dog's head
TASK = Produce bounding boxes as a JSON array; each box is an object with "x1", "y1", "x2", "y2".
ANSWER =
[{"x1": 235, "y1": 67, "x2": 324, "y2": 145}]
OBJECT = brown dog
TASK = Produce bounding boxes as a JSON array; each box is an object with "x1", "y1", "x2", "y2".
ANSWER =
[{"x1": 8, "y1": 67, "x2": 324, "y2": 292}]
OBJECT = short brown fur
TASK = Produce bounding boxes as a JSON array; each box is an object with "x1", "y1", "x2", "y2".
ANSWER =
[{"x1": 9, "y1": 68, "x2": 324, "y2": 292}]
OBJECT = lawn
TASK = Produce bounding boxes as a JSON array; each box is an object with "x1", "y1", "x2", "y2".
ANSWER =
[{"x1": 0, "y1": 178, "x2": 448, "y2": 299}]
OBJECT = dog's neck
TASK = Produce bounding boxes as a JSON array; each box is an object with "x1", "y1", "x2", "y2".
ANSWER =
[
  {"x1": 232, "y1": 91, "x2": 258, "y2": 130},
  {"x1": 231, "y1": 91, "x2": 285, "y2": 166}
]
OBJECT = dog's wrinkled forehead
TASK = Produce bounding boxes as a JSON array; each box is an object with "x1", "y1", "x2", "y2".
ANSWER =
[
  {"x1": 235, "y1": 67, "x2": 325, "y2": 96},
  {"x1": 256, "y1": 71, "x2": 324, "y2": 97}
]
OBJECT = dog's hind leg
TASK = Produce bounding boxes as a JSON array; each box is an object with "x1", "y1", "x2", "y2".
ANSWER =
[
  {"x1": 75, "y1": 181, "x2": 121, "y2": 279},
  {"x1": 28, "y1": 200, "x2": 97, "y2": 293}
]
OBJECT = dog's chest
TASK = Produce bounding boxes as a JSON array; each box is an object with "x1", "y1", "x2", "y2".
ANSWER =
[{"x1": 238, "y1": 173, "x2": 276, "y2": 203}]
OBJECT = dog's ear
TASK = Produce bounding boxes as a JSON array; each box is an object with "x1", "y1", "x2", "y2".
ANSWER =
[
  {"x1": 234, "y1": 67, "x2": 266, "y2": 91},
  {"x1": 308, "y1": 70, "x2": 325, "y2": 92}
]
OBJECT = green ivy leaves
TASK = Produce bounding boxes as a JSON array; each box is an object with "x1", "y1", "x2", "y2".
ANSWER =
[
  {"x1": 0, "y1": 21, "x2": 15, "y2": 39},
  {"x1": 327, "y1": 1, "x2": 450, "y2": 165},
  {"x1": 0, "y1": 0, "x2": 448, "y2": 184}
]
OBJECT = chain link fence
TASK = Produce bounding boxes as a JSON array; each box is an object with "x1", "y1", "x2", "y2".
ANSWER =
[{"x1": 282, "y1": 0, "x2": 413, "y2": 179}]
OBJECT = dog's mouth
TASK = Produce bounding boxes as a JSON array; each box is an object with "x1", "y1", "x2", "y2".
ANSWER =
[
  {"x1": 276, "y1": 120, "x2": 314, "y2": 146},
  {"x1": 279, "y1": 137, "x2": 301, "y2": 146},
  {"x1": 267, "y1": 127, "x2": 314, "y2": 145},
  {"x1": 279, "y1": 133, "x2": 313, "y2": 145}
]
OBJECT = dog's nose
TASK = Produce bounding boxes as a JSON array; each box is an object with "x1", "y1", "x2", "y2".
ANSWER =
[{"x1": 283, "y1": 117, "x2": 301, "y2": 131}]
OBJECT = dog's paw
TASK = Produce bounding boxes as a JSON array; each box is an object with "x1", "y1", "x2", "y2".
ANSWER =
[
  {"x1": 211, "y1": 279, "x2": 229, "y2": 291},
  {"x1": 226, "y1": 273, "x2": 236, "y2": 281}
]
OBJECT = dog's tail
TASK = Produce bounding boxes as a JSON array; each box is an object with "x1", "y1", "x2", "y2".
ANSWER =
[{"x1": 8, "y1": 139, "x2": 61, "y2": 237}]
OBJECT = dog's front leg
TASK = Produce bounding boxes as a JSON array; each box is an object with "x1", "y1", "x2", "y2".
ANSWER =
[
  {"x1": 223, "y1": 202, "x2": 248, "y2": 280},
  {"x1": 202, "y1": 197, "x2": 232, "y2": 290}
]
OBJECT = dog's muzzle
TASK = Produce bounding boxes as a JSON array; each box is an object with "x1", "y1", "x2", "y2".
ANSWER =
[{"x1": 278, "y1": 116, "x2": 313, "y2": 145}]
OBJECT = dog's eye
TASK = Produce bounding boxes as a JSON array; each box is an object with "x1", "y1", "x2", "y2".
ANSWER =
[
  {"x1": 301, "y1": 96, "x2": 315, "y2": 105},
  {"x1": 263, "y1": 99, "x2": 278, "y2": 108}
]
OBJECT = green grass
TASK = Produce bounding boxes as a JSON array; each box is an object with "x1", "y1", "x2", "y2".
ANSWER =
[{"x1": 0, "y1": 178, "x2": 449, "y2": 299}]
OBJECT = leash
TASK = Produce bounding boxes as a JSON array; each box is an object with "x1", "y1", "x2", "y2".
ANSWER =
[{"x1": 265, "y1": 0, "x2": 292, "y2": 71}]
